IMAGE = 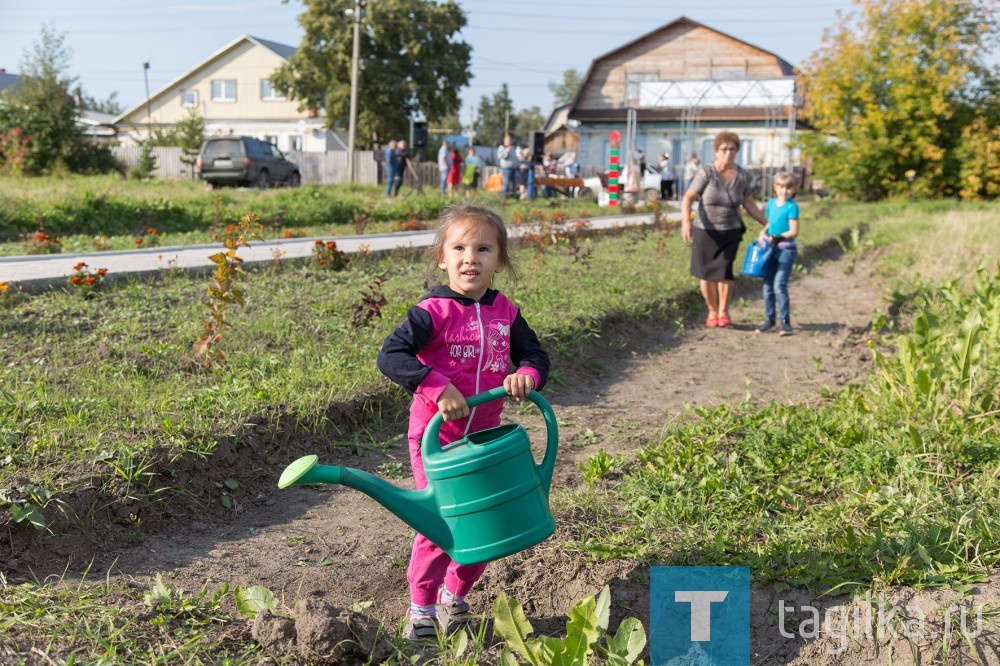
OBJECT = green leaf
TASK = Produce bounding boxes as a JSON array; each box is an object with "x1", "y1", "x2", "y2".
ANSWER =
[
  {"x1": 492, "y1": 593, "x2": 542, "y2": 665},
  {"x1": 10, "y1": 503, "x2": 46, "y2": 530},
  {"x1": 234, "y1": 585, "x2": 279, "y2": 619},
  {"x1": 208, "y1": 252, "x2": 227, "y2": 265},
  {"x1": 562, "y1": 594, "x2": 599, "y2": 663},
  {"x1": 499, "y1": 650, "x2": 521, "y2": 666},
  {"x1": 606, "y1": 618, "x2": 646, "y2": 664},
  {"x1": 595, "y1": 584, "x2": 612, "y2": 633}
]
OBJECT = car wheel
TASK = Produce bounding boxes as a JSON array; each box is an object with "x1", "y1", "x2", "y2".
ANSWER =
[
  {"x1": 288, "y1": 172, "x2": 301, "y2": 188},
  {"x1": 644, "y1": 188, "x2": 661, "y2": 201},
  {"x1": 577, "y1": 187, "x2": 594, "y2": 199},
  {"x1": 256, "y1": 170, "x2": 269, "y2": 190}
]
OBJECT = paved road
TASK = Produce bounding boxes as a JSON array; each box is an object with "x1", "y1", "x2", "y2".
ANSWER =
[{"x1": 0, "y1": 212, "x2": 666, "y2": 287}]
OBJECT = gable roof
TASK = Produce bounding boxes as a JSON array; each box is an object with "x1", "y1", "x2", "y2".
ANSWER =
[
  {"x1": 0, "y1": 69, "x2": 22, "y2": 95},
  {"x1": 114, "y1": 35, "x2": 297, "y2": 123},
  {"x1": 569, "y1": 16, "x2": 795, "y2": 113},
  {"x1": 544, "y1": 103, "x2": 572, "y2": 134}
]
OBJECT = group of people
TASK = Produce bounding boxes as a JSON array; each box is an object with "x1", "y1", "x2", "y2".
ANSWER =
[
  {"x1": 438, "y1": 139, "x2": 486, "y2": 197},
  {"x1": 651, "y1": 151, "x2": 702, "y2": 201}
]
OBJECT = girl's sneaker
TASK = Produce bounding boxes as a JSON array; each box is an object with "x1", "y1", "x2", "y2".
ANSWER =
[
  {"x1": 779, "y1": 321, "x2": 794, "y2": 336},
  {"x1": 404, "y1": 613, "x2": 439, "y2": 642},
  {"x1": 437, "y1": 587, "x2": 475, "y2": 630}
]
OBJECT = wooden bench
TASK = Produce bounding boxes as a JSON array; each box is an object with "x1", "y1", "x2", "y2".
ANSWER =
[{"x1": 535, "y1": 177, "x2": 585, "y2": 197}]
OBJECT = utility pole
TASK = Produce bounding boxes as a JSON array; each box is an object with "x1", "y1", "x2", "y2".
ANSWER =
[
  {"x1": 346, "y1": 0, "x2": 364, "y2": 183},
  {"x1": 143, "y1": 62, "x2": 151, "y2": 137}
]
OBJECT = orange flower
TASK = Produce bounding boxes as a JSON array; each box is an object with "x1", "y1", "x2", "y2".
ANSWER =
[
  {"x1": 146, "y1": 227, "x2": 158, "y2": 235},
  {"x1": 135, "y1": 238, "x2": 143, "y2": 245},
  {"x1": 73, "y1": 261, "x2": 87, "y2": 271},
  {"x1": 96, "y1": 268, "x2": 108, "y2": 277},
  {"x1": 315, "y1": 239, "x2": 323, "y2": 246},
  {"x1": 84, "y1": 276, "x2": 96, "y2": 285},
  {"x1": 284, "y1": 230, "x2": 292, "y2": 238},
  {"x1": 326, "y1": 241, "x2": 336, "y2": 250},
  {"x1": 0, "y1": 282, "x2": 8, "y2": 292},
  {"x1": 70, "y1": 276, "x2": 83, "y2": 284}
]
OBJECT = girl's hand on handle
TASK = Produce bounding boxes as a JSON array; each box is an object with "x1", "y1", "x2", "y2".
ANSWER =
[
  {"x1": 503, "y1": 373, "x2": 535, "y2": 401},
  {"x1": 437, "y1": 383, "x2": 469, "y2": 422}
]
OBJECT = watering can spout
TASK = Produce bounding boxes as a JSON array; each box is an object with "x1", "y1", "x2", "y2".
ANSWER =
[{"x1": 278, "y1": 455, "x2": 451, "y2": 549}]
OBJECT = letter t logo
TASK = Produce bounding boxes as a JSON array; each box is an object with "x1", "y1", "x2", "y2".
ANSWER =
[{"x1": 675, "y1": 591, "x2": 729, "y2": 641}]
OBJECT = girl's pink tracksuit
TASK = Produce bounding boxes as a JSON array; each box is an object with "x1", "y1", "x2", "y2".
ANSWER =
[{"x1": 378, "y1": 285, "x2": 549, "y2": 605}]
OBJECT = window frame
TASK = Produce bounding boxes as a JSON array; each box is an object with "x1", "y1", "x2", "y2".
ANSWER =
[
  {"x1": 260, "y1": 80, "x2": 286, "y2": 101},
  {"x1": 180, "y1": 89, "x2": 199, "y2": 108},
  {"x1": 211, "y1": 79, "x2": 237, "y2": 103}
]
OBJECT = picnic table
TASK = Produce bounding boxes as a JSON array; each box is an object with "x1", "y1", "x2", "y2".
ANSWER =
[{"x1": 535, "y1": 176, "x2": 584, "y2": 197}]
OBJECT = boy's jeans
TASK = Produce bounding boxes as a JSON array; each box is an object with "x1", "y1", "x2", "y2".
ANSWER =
[{"x1": 763, "y1": 242, "x2": 797, "y2": 323}]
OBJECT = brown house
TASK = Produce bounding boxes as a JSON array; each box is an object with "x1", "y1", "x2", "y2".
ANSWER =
[
  {"x1": 569, "y1": 17, "x2": 806, "y2": 175},
  {"x1": 542, "y1": 104, "x2": 580, "y2": 157}
]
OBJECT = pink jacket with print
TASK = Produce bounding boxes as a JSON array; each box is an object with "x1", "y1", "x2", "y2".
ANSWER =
[{"x1": 377, "y1": 286, "x2": 550, "y2": 446}]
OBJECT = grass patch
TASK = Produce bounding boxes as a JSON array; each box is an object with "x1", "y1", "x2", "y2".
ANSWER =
[
  {"x1": 5, "y1": 199, "x2": 991, "y2": 664},
  {"x1": 562, "y1": 205, "x2": 1000, "y2": 594},
  {"x1": 0, "y1": 174, "x2": 608, "y2": 254}
]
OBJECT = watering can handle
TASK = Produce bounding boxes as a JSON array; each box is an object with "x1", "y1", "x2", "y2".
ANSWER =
[{"x1": 421, "y1": 386, "x2": 559, "y2": 493}]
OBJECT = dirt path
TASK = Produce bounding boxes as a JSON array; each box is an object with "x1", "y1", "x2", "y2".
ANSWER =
[{"x1": 15, "y1": 248, "x2": 999, "y2": 664}]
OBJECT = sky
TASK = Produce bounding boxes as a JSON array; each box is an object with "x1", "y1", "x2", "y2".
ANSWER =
[{"x1": 0, "y1": 0, "x2": 861, "y2": 122}]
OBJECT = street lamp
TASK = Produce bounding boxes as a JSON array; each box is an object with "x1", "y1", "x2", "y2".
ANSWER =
[
  {"x1": 346, "y1": 0, "x2": 365, "y2": 183},
  {"x1": 143, "y1": 62, "x2": 151, "y2": 135}
]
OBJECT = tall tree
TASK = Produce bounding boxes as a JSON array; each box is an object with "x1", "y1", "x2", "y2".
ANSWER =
[
  {"x1": 514, "y1": 107, "x2": 545, "y2": 136},
  {"x1": 0, "y1": 24, "x2": 81, "y2": 174},
  {"x1": 176, "y1": 109, "x2": 207, "y2": 178},
  {"x1": 798, "y1": 0, "x2": 1000, "y2": 199},
  {"x1": 473, "y1": 84, "x2": 515, "y2": 148},
  {"x1": 548, "y1": 68, "x2": 583, "y2": 107},
  {"x1": 272, "y1": 0, "x2": 471, "y2": 147},
  {"x1": 74, "y1": 88, "x2": 124, "y2": 115}
]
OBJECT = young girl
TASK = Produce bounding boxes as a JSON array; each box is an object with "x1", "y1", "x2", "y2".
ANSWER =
[
  {"x1": 377, "y1": 203, "x2": 550, "y2": 640},
  {"x1": 757, "y1": 172, "x2": 800, "y2": 335}
]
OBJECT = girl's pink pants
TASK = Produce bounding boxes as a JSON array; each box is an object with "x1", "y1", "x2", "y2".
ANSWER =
[{"x1": 406, "y1": 435, "x2": 488, "y2": 606}]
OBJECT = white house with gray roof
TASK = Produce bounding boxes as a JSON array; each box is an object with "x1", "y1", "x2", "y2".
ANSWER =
[{"x1": 115, "y1": 35, "x2": 343, "y2": 154}]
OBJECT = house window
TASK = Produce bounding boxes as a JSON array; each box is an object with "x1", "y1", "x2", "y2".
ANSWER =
[
  {"x1": 264, "y1": 135, "x2": 279, "y2": 146},
  {"x1": 288, "y1": 135, "x2": 302, "y2": 151},
  {"x1": 625, "y1": 72, "x2": 657, "y2": 106},
  {"x1": 211, "y1": 80, "x2": 236, "y2": 102},
  {"x1": 260, "y1": 80, "x2": 286, "y2": 101},
  {"x1": 180, "y1": 90, "x2": 198, "y2": 107}
]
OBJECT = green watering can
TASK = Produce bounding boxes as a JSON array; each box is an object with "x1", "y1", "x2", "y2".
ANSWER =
[{"x1": 278, "y1": 386, "x2": 558, "y2": 565}]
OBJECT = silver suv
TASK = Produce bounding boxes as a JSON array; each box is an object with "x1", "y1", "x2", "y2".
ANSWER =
[{"x1": 196, "y1": 136, "x2": 301, "y2": 189}]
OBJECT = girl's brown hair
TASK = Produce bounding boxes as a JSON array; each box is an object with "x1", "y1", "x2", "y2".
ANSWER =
[{"x1": 431, "y1": 203, "x2": 520, "y2": 283}]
